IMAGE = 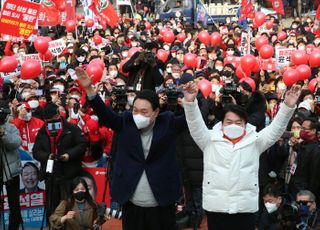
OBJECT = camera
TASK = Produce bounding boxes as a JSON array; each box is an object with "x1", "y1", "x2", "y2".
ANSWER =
[
  {"x1": 111, "y1": 85, "x2": 127, "y2": 113},
  {"x1": 165, "y1": 84, "x2": 183, "y2": 112},
  {"x1": 219, "y1": 79, "x2": 241, "y2": 107},
  {"x1": 136, "y1": 51, "x2": 157, "y2": 67}
]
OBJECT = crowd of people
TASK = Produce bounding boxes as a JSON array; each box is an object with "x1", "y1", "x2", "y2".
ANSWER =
[{"x1": 1, "y1": 3, "x2": 320, "y2": 230}]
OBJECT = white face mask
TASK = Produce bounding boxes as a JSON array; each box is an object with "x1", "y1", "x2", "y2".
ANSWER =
[
  {"x1": 166, "y1": 67, "x2": 172, "y2": 73},
  {"x1": 21, "y1": 92, "x2": 30, "y2": 100},
  {"x1": 172, "y1": 73, "x2": 180, "y2": 79},
  {"x1": 13, "y1": 47, "x2": 18, "y2": 54},
  {"x1": 22, "y1": 112, "x2": 32, "y2": 121},
  {"x1": 127, "y1": 96, "x2": 135, "y2": 106},
  {"x1": 70, "y1": 94, "x2": 80, "y2": 100},
  {"x1": 264, "y1": 202, "x2": 278, "y2": 213},
  {"x1": 53, "y1": 85, "x2": 65, "y2": 92},
  {"x1": 68, "y1": 48, "x2": 74, "y2": 54},
  {"x1": 133, "y1": 114, "x2": 151, "y2": 129},
  {"x1": 226, "y1": 50, "x2": 234, "y2": 56},
  {"x1": 82, "y1": 47, "x2": 89, "y2": 52},
  {"x1": 109, "y1": 70, "x2": 118, "y2": 77},
  {"x1": 131, "y1": 42, "x2": 138, "y2": 47},
  {"x1": 277, "y1": 83, "x2": 287, "y2": 91},
  {"x1": 215, "y1": 66, "x2": 223, "y2": 71},
  {"x1": 223, "y1": 124, "x2": 245, "y2": 139},
  {"x1": 77, "y1": 56, "x2": 86, "y2": 63},
  {"x1": 298, "y1": 46, "x2": 305, "y2": 50},
  {"x1": 163, "y1": 45, "x2": 170, "y2": 51},
  {"x1": 28, "y1": 100, "x2": 39, "y2": 109},
  {"x1": 90, "y1": 115, "x2": 99, "y2": 121},
  {"x1": 171, "y1": 53, "x2": 177, "y2": 58},
  {"x1": 211, "y1": 84, "x2": 220, "y2": 93},
  {"x1": 122, "y1": 51, "x2": 128, "y2": 58}
]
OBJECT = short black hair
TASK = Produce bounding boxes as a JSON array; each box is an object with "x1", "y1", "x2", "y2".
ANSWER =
[
  {"x1": 303, "y1": 117, "x2": 318, "y2": 131},
  {"x1": 133, "y1": 89, "x2": 160, "y2": 110},
  {"x1": 262, "y1": 184, "x2": 282, "y2": 198},
  {"x1": 23, "y1": 162, "x2": 39, "y2": 176},
  {"x1": 222, "y1": 104, "x2": 248, "y2": 124}
]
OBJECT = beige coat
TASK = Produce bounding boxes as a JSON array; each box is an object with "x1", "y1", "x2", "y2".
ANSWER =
[{"x1": 49, "y1": 200, "x2": 96, "y2": 230}]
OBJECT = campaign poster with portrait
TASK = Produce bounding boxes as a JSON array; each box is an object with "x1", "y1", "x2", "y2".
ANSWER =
[{"x1": 0, "y1": 148, "x2": 46, "y2": 228}]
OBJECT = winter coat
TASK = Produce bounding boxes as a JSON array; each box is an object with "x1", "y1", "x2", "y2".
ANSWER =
[
  {"x1": 183, "y1": 99, "x2": 295, "y2": 213},
  {"x1": 1, "y1": 122, "x2": 22, "y2": 182},
  {"x1": 122, "y1": 51, "x2": 164, "y2": 92},
  {"x1": 11, "y1": 117, "x2": 44, "y2": 152},
  {"x1": 246, "y1": 91, "x2": 266, "y2": 132},
  {"x1": 89, "y1": 95, "x2": 187, "y2": 206},
  {"x1": 33, "y1": 118, "x2": 86, "y2": 182}
]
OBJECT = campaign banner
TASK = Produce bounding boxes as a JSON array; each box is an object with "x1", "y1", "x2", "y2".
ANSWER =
[
  {"x1": 261, "y1": 58, "x2": 276, "y2": 71},
  {"x1": 239, "y1": 31, "x2": 250, "y2": 56},
  {"x1": 60, "y1": 0, "x2": 76, "y2": 25},
  {"x1": 0, "y1": 0, "x2": 40, "y2": 39},
  {"x1": 224, "y1": 55, "x2": 241, "y2": 68},
  {"x1": 1, "y1": 152, "x2": 46, "y2": 228},
  {"x1": 19, "y1": 53, "x2": 41, "y2": 64},
  {"x1": 275, "y1": 47, "x2": 296, "y2": 69},
  {"x1": 48, "y1": 38, "x2": 67, "y2": 56},
  {"x1": 83, "y1": 167, "x2": 111, "y2": 207}
]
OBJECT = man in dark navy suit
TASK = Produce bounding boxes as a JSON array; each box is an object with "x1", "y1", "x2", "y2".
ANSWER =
[{"x1": 76, "y1": 67, "x2": 187, "y2": 230}]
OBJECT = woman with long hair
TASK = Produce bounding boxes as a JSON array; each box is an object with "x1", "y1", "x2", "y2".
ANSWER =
[{"x1": 49, "y1": 177, "x2": 105, "y2": 230}]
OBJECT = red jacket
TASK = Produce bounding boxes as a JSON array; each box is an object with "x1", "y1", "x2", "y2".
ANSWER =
[{"x1": 11, "y1": 117, "x2": 45, "y2": 152}]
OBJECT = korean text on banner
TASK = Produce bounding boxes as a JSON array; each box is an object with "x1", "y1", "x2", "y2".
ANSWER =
[
  {"x1": 0, "y1": 0, "x2": 40, "y2": 39},
  {"x1": 240, "y1": 32, "x2": 250, "y2": 56},
  {"x1": 275, "y1": 47, "x2": 296, "y2": 69},
  {"x1": 48, "y1": 38, "x2": 67, "y2": 56}
]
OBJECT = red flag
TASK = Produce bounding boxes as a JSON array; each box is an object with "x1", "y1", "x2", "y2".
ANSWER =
[
  {"x1": 38, "y1": 0, "x2": 61, "y2": 26},
  {"x1": 89, "y1": 0, "x2": 118, "y2": 28},
  {"x1": 240, "y1": 0, "x2": 254, "y2": 20},
  {"x1": 62, "y1": 0, "x2": 76, "y2": 25},
  {"x1": 272, "y1": 0, "x2": 284, "y2": 15},
  {"x1": 316, "y1": 4, "x2": 320, "y2": 20}
]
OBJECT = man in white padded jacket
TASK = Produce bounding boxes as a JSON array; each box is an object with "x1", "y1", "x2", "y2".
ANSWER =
[{"x1": 182, "y1": 81, "x2": 301, "y2": 230}]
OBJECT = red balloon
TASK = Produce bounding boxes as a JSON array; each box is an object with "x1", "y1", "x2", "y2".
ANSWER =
[
  {"x1": 198, "y1": 30, "x2": 210, "y2": 45},
  {"x1": 86, "y1": 64, "x2": 103, "y2": 84},
  {"x1": 90, "y1": 58, "x2": 105, "y2": 70},
  {"x1": 240, "y1": 77, "x2": 256, "y2": 91},
  {"x1": 156, "y1": 49, "x2": 169, "y2": 63},
  {"x1": 259, "y1": 44, "x2": 274, "y2": 59},
  {"x1": 197, "y1": 79, "x2": 212, "y2": 98},
  {"x1": 277, "y1": 31, "x2": 287, "y2": 41},
  {"x1": 296, "y1": 64, "x2": 311, "y2": 80},
  {"x1": 236, "y1": 65, "x2": 251, "y2": 79},
  {"x1": 93, "y1": 35, "x2": 102, "y2": 45},
  {"x1": 77, "y1": 14, "x2": 84, "y2": 21},
  {"x1": 308, "y1": 78, "x2": 318, "y2": 93},
  {"x1": 21, "y1": 60, "x2": 41, "y2": 80},
  {"x1": 291, "y1": 50, "x2": 308, "y2": 65},
  {"x1": 86, "y1": 19, "x2": 94, "y2": 27},
  {"x1": 34, "y1": 36, "x2": 49, "y2": 54},
  {"x1": 65, "y1": 20, "x2": 76, "y2": 32},
  {"x1": 283, "y1": 69, "x2": 299, "y2": 86},
  {"x1": 240, "y1": 54, "x2": 256, "y2": 73},
  {"x1": 39, "y1": 50, "x2": 53, "y2": 61},
  {"x1": 0, "y1": 56, "x2": 18, "y2": 73},
  {"x1": 119, "y1": 58, "x2": 129, "y2": 77},
  {"x1": 128, "y1": 47, "x2": 140, "y2": 58},
  {"x1": 265, "y1": 21, "x2": 273, "y2": 30},
  {"x1": 253, "y1": 20, "x2": 259, "y2": 29},
  {"x1": 176, "y1": 33, "x2": 186, "y2": 42},
  {"x1": 163, "y1": 31, "x2": 175, "y2": 43},
  {"x1": 254, "y1": 12, "x2": 266, "y2": 27},
  {"x1": 184, "y1": 53, "x2": 197, "y2": 68},
  {"x1": 255, "y1": 36, "x2": 269, "y2": 51},
  {"x1": 252, "y1": 59, "x2": 261, "y2": 73},
  {"x1": 309, "y1": 50, "x2": 320, "y2": 67},
  {"x1": 160, "y1": 28, "x2": 168, "y2": 35},
  {"x1": 145, "y1": 21, "x2": 151, "y2": 30},
  {"x1": 211, "y1": 32, "x2": 222, "y2": 46}
]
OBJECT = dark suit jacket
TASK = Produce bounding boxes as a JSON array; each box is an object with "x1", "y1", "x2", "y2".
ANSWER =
[{"x1": 89, "y1": 95, "x2": 187, "y2": 206}]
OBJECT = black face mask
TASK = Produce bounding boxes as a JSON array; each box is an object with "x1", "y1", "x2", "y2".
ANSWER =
[
  {"x1": 74, "y1": 191, "x2": 86, "y2": 201},
  {"x1": 223, "y1": 70, "x2": 232, "y2": 77},
  {"x1": 238, "y1": 92, "x2": 249, "y2": 106}
]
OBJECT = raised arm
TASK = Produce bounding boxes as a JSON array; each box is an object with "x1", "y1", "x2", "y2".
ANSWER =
[
  {"x1": 182, "y1": 81, "x2": 211, "y2": 151},
  {"x1": 256, "y1": 86, "x2": 301, "y2": 153},
  {"x1": 75, "y1": 67, "x2": 123, "y2": 132}
]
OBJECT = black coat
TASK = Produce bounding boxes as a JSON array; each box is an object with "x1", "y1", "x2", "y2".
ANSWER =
[
  {"x1": 89, "y1": 95, "x2": 187, "y2": 206},
  {"x1": 122, "y1": 51, "x2": 164, "y2": 92},
  {"x1": 246, "y1": 91, "x2": 266, "y2": 132},
  {"x1": 33, "y1": 118, "x2": 86, "y2": 182}
]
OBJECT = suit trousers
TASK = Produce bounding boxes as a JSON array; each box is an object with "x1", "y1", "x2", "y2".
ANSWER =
[{"x1": 122, "y1": 201, "x2": 177, "y2": 230}]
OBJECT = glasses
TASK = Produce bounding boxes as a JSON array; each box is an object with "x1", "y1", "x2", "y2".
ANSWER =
[{"x1": 296, "y1": 200, "x2": 313, "y2": 205}]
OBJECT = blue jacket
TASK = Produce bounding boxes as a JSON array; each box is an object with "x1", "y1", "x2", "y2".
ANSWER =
[{"x1": 89, "y1": 96, "x2": 187, "y2": 206}]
